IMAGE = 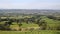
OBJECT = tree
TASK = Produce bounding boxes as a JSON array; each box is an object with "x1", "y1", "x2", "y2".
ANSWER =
[
  {"x1": 47, "y1": 15, "x2": 56, "y2": 20},
  {"x1": 4, "y1": 21, "x2": 12, "y2": 27},
  {"x1": 18, "y1": 23, "x2": 22, "y2": 27},
  {"x1": 0, "y1": 24, "x2": 11, "y2": 31},
  {"x1": 0, "y1": 17, "x2": 1, "y2": 22},
  {"x1": 37, "y1": 19, "x2": 47, "y2": 30}
]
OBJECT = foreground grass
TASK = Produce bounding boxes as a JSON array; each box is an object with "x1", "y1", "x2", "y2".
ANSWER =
[{"x1": 0, "y1": 30, "x2": 60, "y2": 34}]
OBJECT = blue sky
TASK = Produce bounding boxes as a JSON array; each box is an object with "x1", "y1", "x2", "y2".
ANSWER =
[{"x1": 0, "y1": 0, "x2": 60, "y2": 9}]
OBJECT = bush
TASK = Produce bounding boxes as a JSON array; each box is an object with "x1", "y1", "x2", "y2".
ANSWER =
[
  {"x1": 11, "y1": 29, "x2": 17, "y2": 31},
  {"x1": 19, "y1": 28, "x2": 22, "y2": 31},
  {"x1": 29, "y1": 28, "x2": 34, "y2": 31}
]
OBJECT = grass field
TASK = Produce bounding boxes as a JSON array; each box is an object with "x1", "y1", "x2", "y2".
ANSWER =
[{"x1": 0, "y1": 30, "x2": 60, "y2": 34}]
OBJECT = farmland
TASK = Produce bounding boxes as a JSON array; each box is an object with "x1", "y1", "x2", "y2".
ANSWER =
[{"x1": 0, "y1": 9, "x2": 60, "y2": 34}]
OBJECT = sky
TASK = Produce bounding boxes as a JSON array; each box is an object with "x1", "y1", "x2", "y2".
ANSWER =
[{"x1": 0, "y1": 0, "x2": 60, "y2": 9}]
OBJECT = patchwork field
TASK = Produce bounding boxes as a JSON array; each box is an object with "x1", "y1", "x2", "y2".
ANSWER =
[{"x1": 0, "y1": 15, "x2": 60, "y2": 34}]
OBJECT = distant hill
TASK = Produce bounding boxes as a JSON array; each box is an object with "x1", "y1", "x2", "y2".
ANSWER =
[{"x1": 0, "y1": 9, "x2": 60, "y2": 15}]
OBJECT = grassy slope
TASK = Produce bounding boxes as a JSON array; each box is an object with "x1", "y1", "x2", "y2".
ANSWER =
[
  {"x1": 40, "y1": 16, "x2": 60, "y2": 28},
  {"x1": 21, "y1": 23, "x2": 39, "y2": 28},
  {"x1": 0, "y1": 16, "x2": 60, "y2": 34}
]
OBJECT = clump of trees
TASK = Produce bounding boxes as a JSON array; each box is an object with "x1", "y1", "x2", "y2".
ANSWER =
[
  {"x1": 0, "y1": 24, "x2": 11, "y2": 31},
  {"x1": 47, "y1": 15, "x2": 60, "y2": 21},
  {"x1": 47, "y1": 15, "x2": 56, "y2": 20},
  {"x1": 36, "y1": 18, "x2": 47, "y2": 30}
]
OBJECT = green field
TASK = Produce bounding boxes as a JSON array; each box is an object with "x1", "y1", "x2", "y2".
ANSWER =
[
  {"x1": 0, "y1": 15, "x2": 60, "y2": 34},
  {"x1": 0, "y1": 30, "x2": 60, "y2": 34}
]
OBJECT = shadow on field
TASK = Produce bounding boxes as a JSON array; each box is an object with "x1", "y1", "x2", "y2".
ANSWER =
[{"x1": 55, "y1": 32, "x2": 60, "y2": 34}]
